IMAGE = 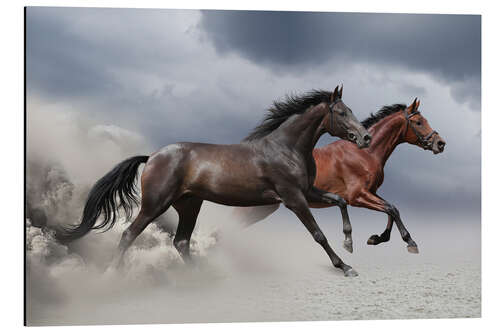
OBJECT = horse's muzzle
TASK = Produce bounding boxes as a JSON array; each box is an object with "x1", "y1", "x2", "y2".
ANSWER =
[
  {"x1": 348, "y1": 130, "x2": 371, "y2": 149},
  {"x1": 356, "y1": 133, "x2": 372, "y2": 149},
  {"x1": 362, "y1": 134, "x2": 372, "y2": 148},
  {"x1": 432, "y1": 135, "x2": 446, "y2": 154}
]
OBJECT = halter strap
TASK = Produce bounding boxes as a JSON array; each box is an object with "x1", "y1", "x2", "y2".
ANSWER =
[
  {"x1": 405, "y1": 110, "x2": 420, "y2": 120},
  {"x1": 328, "y1": 98, "x2": 342, "y2": 130},
  {"x1": 403, "y1": 109, "x2": 437, "y2": 150}
]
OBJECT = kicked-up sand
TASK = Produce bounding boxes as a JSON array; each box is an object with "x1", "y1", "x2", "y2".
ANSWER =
[{"x1": 26, "y1": 206, "x2": 480, "y2": 325}]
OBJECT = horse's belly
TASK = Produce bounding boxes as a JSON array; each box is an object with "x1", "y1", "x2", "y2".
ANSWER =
[
  {"x1": 191, "y1": 187, "x2": 281, "y2": 207},
  {"x1": 309, "y1": 202, "x2": 335, "y2": 209},
  {"x1": 183, "y1": 149, "x2": 284, "y2": 206},
  {"x1": 315, "y1": 176, "x2": 346, "y2": 196},
  {"x1": 186, "y1": 171, "x2": 281, "y2": 206}
]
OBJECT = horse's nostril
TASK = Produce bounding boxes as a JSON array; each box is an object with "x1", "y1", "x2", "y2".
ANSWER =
[
  {"x1": 348, "y1": 133, "x2": 356, "y2": 140},
  {"x1": 437, "y1": 140, "x2": 446, "y2": 149},
  {"x1": 364, "y1": 134, "x2": 372, "y2": 143}
]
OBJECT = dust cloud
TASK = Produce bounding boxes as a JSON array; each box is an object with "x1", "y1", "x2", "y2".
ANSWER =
[{"x1": 25, "y1": 98, "x2": 480, "y2": 326}]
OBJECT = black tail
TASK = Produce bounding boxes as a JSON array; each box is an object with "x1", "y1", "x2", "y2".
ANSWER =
[{"x1": 57, "y1": 155, "x2": 149, "y2": 242}]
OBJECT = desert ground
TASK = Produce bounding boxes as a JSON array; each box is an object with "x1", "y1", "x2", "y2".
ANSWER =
[{"x1": 26, "y1": 204, "x2": 480, "y2": 325}]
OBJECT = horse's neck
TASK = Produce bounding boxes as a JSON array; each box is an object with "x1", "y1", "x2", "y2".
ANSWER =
[
  {"x1": 280, "y1": 108, "x2": 326, "y2": 155},
  {"x1": 367, "y1": 113, "x2": 406, "y2": 167}
]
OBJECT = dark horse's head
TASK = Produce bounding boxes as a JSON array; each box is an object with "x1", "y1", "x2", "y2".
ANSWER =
[
  {"x1": 402, "y1": 98, "x2": 446, "y2": 154},
  {"x1": 244, "y1": 86, "x2": 371, "y2": 148},
  {"x1": 325, "y1": 85, "x2": 371, "y2": 148}
]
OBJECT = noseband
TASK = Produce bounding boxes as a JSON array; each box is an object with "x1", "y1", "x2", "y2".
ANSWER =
[{"x1": 403, "y1": 109, "x2": 437, "y2": 150}]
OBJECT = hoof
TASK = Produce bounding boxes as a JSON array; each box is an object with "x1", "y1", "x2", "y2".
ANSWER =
[
  {"x1": 407, "y1": 245, "x2": 419, "y2": 254},
  {"x1": 343, "y1": 240, "x2": 353, "y2": 253},
  {"x1": 367, "y1": 234, "x2": 379, "y2": 245},
  {"x1": 344, "y1": 268, "x2": 358, "y2": 277}
]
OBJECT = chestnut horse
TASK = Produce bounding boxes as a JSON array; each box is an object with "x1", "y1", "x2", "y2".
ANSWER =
[
  {"x1": 59, "y1": 86, "x2": 372, "y2": 277},
  {"x1": 234, "y1": 98, "x2": 446, "y2": 254}
]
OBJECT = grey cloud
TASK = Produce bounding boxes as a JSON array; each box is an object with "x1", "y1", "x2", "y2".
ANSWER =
[
  {"x1": 449, "y1": 77, "x2": 481, "y2": 109},
  {"x1": 26, "y1": 7, "x2": 199, "y2": 100},
  {"x1": 26, "y1": 7, "x2": 480, "y2": 221},
  {"x1": 25, "y1": 8, "x2": 480, "y2": 325},
  {"x1": 199, "y1": 11, "x2": 480, "y2": 103},
  {"x1": 26, "y1": 8, "x2": 116, "y2": 99},
  {"x1": 379, "y1": 156, "x2": 480, "y2": 221},
  {"x1": 26, "y1": 7, "x2": 264, "y2": 147}
]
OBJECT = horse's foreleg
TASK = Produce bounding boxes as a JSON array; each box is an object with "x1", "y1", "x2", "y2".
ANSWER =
[
  {"x1": 339, "y1": 205, "x2": 353, "y2": 253},
  {"x1": 282, "y1": 188, "x2": 357, "y2": 277},
  {"x1": 352, "y1": 191, "x2": 418, "y2": 253},
  {"x1": 306, "y1": 187, "x2": 353, "y2": 253},
  {"x1": 367, "y1": 214, "x2": 393, "y2": 245}
]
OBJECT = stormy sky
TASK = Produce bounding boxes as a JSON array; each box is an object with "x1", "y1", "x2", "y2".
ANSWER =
[{"x1": 26, "y1": 7, "x2": 481, "y2": 225}]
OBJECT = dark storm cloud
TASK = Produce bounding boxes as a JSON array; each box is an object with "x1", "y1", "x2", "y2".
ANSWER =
[
  {"x1": 25, "y1": 7, "x2": 267, "y2": 146},
  {"x1": 26, "y1": 8, "x2": 117, "y2": 98},
  {"x1": 200, "y1": 11, "x2": 480, "y2": 102},
  {"x1": 25, "y1": 7, "x2": 480, "y2": 223},
  {"x1": 26, "y1": 7, "x2": 184, "y2": 101}
]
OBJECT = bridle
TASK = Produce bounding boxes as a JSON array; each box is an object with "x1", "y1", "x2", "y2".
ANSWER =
[
  {"x1": 403, "y1": 108, "x2": 437, "y2": 150},
  {"x1": 328, "y1": 98, "x2": 342, "y2": 131}
]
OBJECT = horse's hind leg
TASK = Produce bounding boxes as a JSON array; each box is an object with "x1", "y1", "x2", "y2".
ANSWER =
[
  {"x1": 115, "y1": 207, "x2": 167, "y2": 268},
  {"x1": 172, "y1": 196, "x2": 203, "y2": 262},
  {"x1": 338, "y1": 204, "x2": 353, "y2": 253},
  {"x1": 114, "y1": 157, "x2": 183, "y2": 268},
  {"x1": 353, "y1": 191, "x2": 418, "y2": 253}
]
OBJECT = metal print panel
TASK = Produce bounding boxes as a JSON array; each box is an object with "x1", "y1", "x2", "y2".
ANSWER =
[{"x1": 25, "y1": 7, "x2": 481, "y2": 326}]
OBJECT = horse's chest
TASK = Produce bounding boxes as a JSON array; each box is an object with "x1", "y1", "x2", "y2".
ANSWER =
[{"x1": 292, "y1": 159, "x2": 316, "y2": 188}]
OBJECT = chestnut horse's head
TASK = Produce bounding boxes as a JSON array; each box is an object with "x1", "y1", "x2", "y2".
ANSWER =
[
  {"x1": 401, "y1": 98, "x2": 446, "y2": 154},
  {"x1": 325, "y1": 85, "x2": 372, "y2": 148}
]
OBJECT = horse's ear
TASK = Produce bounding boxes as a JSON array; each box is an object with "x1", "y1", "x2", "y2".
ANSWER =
[
  {"x1": 408, "y1": 97, "x2": 418, "y2": 111},
  {"x1": 331, "y1": 86, "x2": 340, "y2": 102},
  {"x1": 415, "y1": 99, "x2": 420, "y2": 110},
  {"x1": 339, "y1": 84, "x2": 343, "y2": 98}
]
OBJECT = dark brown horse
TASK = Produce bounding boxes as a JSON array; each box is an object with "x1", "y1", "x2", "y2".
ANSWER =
[
  {"x1": 234, "y1": 98, "x2": 446, "y2": 254},
  {"x1": 60, "y1": 86, "x2": 372, "y2": 277}
]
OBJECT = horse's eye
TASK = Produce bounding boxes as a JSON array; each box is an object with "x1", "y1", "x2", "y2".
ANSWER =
[
  {"x1": 416, "y1": 121, "x2": 422, "y2": 126},
  {"x1": 338, "y1": 111, "x2": 346, "y2": 116}
]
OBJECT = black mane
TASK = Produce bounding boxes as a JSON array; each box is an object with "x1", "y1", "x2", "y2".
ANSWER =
[
  {"x1": 361, "y1": 104, "x2": 407, "y2": 129},
  {"x1": 244, "y1": 90, "x2": 332, "y2": 141}
]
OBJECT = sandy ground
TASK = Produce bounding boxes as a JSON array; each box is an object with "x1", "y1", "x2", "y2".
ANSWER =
[{"x1": 26, "y1": 207, "x2": 481, "y2": 326}]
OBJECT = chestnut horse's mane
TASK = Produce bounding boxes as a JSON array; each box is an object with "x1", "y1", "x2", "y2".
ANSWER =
[
  {"x1": 244, "y1": 90, "x2": 332, "y2": 141},
  {"x1": 361, "y1": 104, "x2": 407, "y2": 129}
]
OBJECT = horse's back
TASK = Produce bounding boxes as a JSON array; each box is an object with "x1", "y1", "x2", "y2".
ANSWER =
[
  {"x1": 146, "y1": 142, "x2": 277, "y2": 206},
  {"x1": 146, "y1": 142, "x2": 256, "y2": 175}
]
